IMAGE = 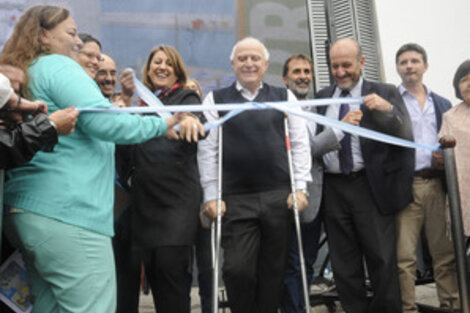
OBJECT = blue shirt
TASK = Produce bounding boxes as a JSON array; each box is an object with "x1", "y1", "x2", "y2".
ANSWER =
[{"x1": 398, "y1": 85, "x2": 438, "y2": 171}]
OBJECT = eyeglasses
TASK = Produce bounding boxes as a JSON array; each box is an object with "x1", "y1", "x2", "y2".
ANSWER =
[{"x1": 79, "y1": 50, "x2": 103, "y2": 63}]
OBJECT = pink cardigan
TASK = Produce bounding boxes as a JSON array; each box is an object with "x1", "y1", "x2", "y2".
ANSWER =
[{"x1": 439, "y1": 102, "x2": 470, "y2": 235}]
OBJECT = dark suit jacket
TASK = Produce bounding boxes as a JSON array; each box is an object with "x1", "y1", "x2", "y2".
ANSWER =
[
  {"x1": 316, "y1": 79, "x2": 415, "y2": 215},
  {"x1": 430, "y1": 92, "x2": 452, "y2": 131},
  {"x1": 116, "y1": 87, "x2": 203, "y2": 248}
]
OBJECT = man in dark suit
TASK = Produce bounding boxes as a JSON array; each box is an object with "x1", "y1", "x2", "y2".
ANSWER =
[
  {"x1": 316, "y1": 38, "x2": 414, "y2": 313},
  {"x1": 394, "y1": 43, "x2": 458, "y2": 312},
  {"x1": 280, "y1": 54, "x2": 338, "y2": 313}
]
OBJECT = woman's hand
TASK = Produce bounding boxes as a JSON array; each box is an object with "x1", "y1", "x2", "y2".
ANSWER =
[
  {"x1": 5, "y1": 94, "x2": 47, "y2": 115},
  {"x1": 178, "y1": 114, "x2": 205, "y2": 142},
  {"x1": 48, "y1": 106, "x2": 79, "y2": 135},
  {"x1": 1, "y1": 96, "x2": 48, "y2": 124},
  {"x1": 164, "y1": 113, "x2": 205, "y2": 142},
  {"x1": 164, "y1": 113, "x2": 184, "y2": 140}
]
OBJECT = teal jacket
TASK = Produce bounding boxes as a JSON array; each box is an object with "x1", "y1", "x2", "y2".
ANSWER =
[{"x1": 4, "y1": 54, "x2": 167, "y2": 236}]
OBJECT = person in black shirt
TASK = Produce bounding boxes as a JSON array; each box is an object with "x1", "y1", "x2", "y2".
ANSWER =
[{"x1": 116, "y1": 45, "x2": 205, "y2": 313}]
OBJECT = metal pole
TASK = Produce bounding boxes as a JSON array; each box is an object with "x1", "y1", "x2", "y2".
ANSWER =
[
  {"x1": 440, "y1": 136, "x2": 470, "y2": 313},
  {"x1": 0, "y1": 169, "x2": 3, "y2": 260},
  {"x1": 284, "y1": 117, "x2": 311, "y2": 313},
  {"x1": 212, "y1": 125, "x2": 223, "y2": 313}
]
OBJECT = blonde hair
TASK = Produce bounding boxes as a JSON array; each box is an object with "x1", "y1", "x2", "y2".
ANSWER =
[
  {"x1": 142, "y1": 45, "x2": 188, "y2": 92},
  {"x1": 0, "y1": 5, "x2": 70, "y2": 97},
  {"x1": 186, "y1": 78, "x2": 202, "y2": 97}
]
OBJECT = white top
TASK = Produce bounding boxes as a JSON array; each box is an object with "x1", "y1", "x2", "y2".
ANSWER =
[{"x1": 0, "y1": 73, "x2": 14, "y2": 109}]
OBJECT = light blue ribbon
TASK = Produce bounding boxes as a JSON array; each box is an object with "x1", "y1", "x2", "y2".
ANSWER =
[
  {"x1": 265, "y1": 102, "x2": 438, "y2": 151},
  {"x1": 77, "y1": 70, "x2": 438, "y2": 151},
  {"x1": 128, "y1": 69, "x2": 172, "y2": 119}
]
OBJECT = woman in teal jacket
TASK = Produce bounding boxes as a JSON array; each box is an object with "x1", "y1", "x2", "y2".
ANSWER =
[{"x1": 0, "y1": 5, "x2": 183, "y2": 313}]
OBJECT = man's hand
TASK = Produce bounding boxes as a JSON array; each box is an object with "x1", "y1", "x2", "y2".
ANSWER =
[
  {"x1": 363, "y1": 93, "x2": 393, "y2": 112},
  {"x1": 431, "y1": 150, "x2": 445, "y2": 169},
  {"x1": 120, "y1": 70, "x2": 135, "y2": 106},
  {"x1": 179, "y1": 114, "x2": 205, "y2": 142},
  {"x1": 341, "y1": 109, "x2": 363, "y2": 126},
  {"x1": 202, "y1": 199, "x2": 226, "y2": 219},
  {"x1": 48, "y1": 107, "x2": 79, "y2": 135},
  {"x1": 287, "y1": 190, "x2": 309, "y2": 212}
]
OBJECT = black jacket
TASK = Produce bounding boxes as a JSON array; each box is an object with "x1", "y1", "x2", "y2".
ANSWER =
[
  {"x1": 117, "y1": 87, "x2": 205, "y2": 247},
  {"x1": 316, "y1": 80, "x2": 415, "y2": 215},
  {"x1": 0, "y1": 114, "x2": 57, "y2": 169}
]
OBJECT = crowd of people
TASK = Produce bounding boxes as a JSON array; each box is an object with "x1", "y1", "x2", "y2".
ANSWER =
[{"x1": 0, "y1": 4, "x2": 469, "y2": 313}]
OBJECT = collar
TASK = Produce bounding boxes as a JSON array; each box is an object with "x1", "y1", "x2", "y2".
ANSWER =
[
  {"x1": 398, "y1": 84, "x2": 431, "y2": 98},
  {"x1": 335, "y1": 77, "x2": 363, "y2": 98},
  {"x1": 156, "y1": 83, "x2": 181, "y2": 100},
  {"x1": 235, "y1": 81, "x2": 263, "y2": 95}
]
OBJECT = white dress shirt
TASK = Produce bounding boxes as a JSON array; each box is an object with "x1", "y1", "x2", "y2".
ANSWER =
[
  {"x1": 398, "y1": 85, "x2": 438, "y2": 171},
  {"x1": 322, "y1": 77, "x2": 365, "y2": 173},
  {"x1": 197, "y1": 81, "x2": 312, "y2": 203}
]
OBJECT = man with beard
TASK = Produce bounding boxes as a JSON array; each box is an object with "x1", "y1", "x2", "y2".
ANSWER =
[
  {"x1": 95, "y1": 54, "x2": 140, "y2": 313},
  {"x1": 316, "y1": 38, "x2": 414, "y2": 313},
  {"x1": 95, "y1": 54, "x2": 133, "y2": 107},
  {"x1": 282, "y1": 54, "x2": 313, "y2": 101},
  {"x1": 280, "y1": 54, "x2": 323, "y2": 313},
  {"x1": 281, "y1": 53, "x2": 362, "y2": 313}
]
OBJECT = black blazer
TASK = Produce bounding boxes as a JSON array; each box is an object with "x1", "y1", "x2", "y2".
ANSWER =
[
  {"x1": 116, "y1": 87, "x2": 204, "y2": 248},
  {"x1": 429, "y1": 92, "x2": 451, "y2": 131},
  {"x1": 316, "y1": 79, "x2": 415, "y2": 215}
]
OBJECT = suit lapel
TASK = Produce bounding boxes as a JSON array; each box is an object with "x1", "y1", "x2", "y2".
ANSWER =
[
  {"x1": 316, "y1": 85, "x2": 336, "y2": 115},
  {"x1": 359, "y1": 79, "x2": 373, "y2": 137},
  {"x1": 314, "y1": 85, "x2": 336, "y2": 135},
  {"x1": 430, "y1": 92, "x2": 443, "y2": 130},
  {"x1": 361, "y1": 79, "x2": 372, "y2": 95},
  {"x1": 360, "y1": 79, "x2": 372, "y2": 112}
]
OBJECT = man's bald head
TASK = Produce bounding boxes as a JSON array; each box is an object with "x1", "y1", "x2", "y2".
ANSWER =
[
  {"x1": 100, "y1": 54, "x2": 116, "y2": 69},
  {"x1": 330, "y1": 38, "x2": 363, "y2": 61},
  {"x1": 95, "y1": 54, "x2": 117, "y2": 98},
  {"x1": 329, "y1": 38, "x2": 365, "y2": 90}
]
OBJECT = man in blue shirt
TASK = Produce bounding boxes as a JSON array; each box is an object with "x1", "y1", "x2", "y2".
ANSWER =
[{"x1": 395, "y1": 43, "x2": 459, "y2": 312}]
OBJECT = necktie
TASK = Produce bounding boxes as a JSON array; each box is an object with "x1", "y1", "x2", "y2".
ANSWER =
[{"x1": 338, "y1": 89, "x2": 353, "y2": 174}]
